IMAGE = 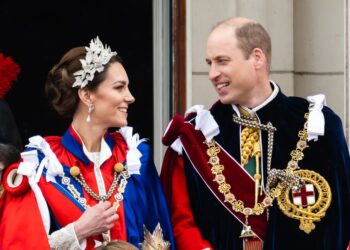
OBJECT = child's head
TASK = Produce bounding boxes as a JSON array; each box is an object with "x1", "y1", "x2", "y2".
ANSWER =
[{"x1": 0, "y1": 143, "x2": 20, "y2": 171}]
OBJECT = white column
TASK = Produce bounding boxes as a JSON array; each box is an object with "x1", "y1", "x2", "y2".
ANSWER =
[
  {"x1": 153, "y1": 0, "x2": 171, "y2": 172},
  {"x1": 294, "y1": 0, "x2": 345, "y2": 122},
  {"x1": 346, "y1": 0, "x2": 350, "y2": 145},
  {"x1": 237, "y1": 0, "x2": 268, "y2": 26}
]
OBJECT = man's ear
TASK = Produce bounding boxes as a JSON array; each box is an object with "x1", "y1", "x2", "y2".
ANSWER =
[
  {"x1": 251, "y1": 48, "x2": 266, "y2": 70},
  {"x1": 78, "y1": 88, "x2": 93, "y2": 105}
]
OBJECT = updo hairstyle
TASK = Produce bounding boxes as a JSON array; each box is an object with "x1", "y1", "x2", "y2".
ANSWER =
[{"x1": 45, "y1": 47, "x2": 122, "y2": 118}]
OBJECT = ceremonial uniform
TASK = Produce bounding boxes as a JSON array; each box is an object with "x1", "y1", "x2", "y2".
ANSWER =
[
  {"x1": 0, "y1": 126, "x2": 174, "y2": 249},
  {"x1": 161, "y1": 83, "x2": 350, "y2": 250}
]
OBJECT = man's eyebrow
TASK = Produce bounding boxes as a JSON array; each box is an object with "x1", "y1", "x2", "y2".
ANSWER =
[{"x1": 206, "y1": 56, "x2": 230, "y2": 64}]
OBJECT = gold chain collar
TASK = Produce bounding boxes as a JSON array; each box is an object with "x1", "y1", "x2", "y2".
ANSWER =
[
  {"x1": 205, "y1": 112, "x2": 331, "y2": 236},
  {"x1": 60, "y1": 163, "x2": 130, "y2": 210}
]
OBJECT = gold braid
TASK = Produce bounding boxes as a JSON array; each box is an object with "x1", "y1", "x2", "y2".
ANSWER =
[
  {"x1": 241, "y1": 127, "x2": 259, "y2": 166},
  {"x1": 239, "y1": 108, "x2": 262, "y2": 205}
]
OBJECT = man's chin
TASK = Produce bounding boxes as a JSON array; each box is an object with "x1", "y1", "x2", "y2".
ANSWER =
[{"x1": 219, "y1": 97, "x2": 235, "y2": 105}]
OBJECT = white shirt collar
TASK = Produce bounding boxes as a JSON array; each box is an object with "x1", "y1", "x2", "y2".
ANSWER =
[{"x1": 232, "y1": 80, "x2": 279, "y2": 115}]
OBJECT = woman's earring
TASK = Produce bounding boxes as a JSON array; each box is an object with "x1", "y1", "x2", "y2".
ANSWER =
[{"x1": 86, "y1": 104, "x2": 94, "y2": 122}]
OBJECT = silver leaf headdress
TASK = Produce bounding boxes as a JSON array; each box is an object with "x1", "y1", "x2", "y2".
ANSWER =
[{"x1": 72, "y1": 36, "x2": 117, "y2": 88}]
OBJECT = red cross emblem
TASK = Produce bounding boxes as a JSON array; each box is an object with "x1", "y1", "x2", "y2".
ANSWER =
[{"x1": 292, "y1": 184, "x2": 315, "y2": 207}]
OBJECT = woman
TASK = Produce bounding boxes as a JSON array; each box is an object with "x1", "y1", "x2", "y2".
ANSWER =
[{"x1": 0, "y1": 37, "x2": 174, "y2": 250}]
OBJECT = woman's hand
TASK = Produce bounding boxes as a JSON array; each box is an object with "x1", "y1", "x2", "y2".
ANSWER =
[{"x1": 74, "y1": 201, "x2": 119, "y2": 242}]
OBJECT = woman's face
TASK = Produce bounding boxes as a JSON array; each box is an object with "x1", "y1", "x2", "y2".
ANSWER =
[{"x1": 89, "y1": 62, "x2": 135, "y2": 128}]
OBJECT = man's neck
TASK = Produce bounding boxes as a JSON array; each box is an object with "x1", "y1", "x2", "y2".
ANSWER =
[{"x1": 234, "y1": 81, "x2": 279, "y2": 112}]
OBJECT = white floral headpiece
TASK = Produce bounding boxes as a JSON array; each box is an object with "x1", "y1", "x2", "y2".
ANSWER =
[{"x1": 72, "y1": 36, "x2": 117, "y2": 88}]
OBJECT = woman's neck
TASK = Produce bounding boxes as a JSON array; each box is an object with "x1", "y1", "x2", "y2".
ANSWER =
[{"x1": 71, "y1": 118, "x2": 106, "y2": 152}]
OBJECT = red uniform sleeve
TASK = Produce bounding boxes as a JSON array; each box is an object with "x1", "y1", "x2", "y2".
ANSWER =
[
  {"x1": 161, "y1": 149, "x2": 213, "y2": 250},
  {"x1": 0, "y1": 189, "x2": 50, "y2": 250}
]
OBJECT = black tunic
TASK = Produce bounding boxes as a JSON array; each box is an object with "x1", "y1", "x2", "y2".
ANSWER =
[{"x1": 182, "y1": 90, "x2": 350, "y2": 250}]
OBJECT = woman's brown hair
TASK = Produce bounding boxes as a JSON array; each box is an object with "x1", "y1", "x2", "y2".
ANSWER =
[{"x1": 45, "y1": 47, "x2": 122, "y2": 118}]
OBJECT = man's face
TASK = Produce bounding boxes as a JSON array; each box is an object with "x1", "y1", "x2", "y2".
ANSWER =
[{"x1": 206, "y1": 26, "x2": 258, "y2": 106}]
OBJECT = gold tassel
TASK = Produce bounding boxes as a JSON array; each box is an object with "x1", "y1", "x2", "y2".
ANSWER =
[
  {"x1": 253, "y1": 141, "x2": 261, "y2": 206},
  {"x1": 244, "y1": 239, "x2": 263, "y2": 250}
]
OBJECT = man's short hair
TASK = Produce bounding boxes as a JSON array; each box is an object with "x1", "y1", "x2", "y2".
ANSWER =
[{"x1": 235, "y1": 22, "x2": 272, "y2": 68}]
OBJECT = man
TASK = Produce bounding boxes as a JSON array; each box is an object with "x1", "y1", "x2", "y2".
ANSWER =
[{"x1": 161, "y1": 17, "x2": 350, "y2": 250}]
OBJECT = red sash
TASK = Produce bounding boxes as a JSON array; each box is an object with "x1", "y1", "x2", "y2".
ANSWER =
[{"x1": 163, "y1": 115, "x2": 267, "y2": 240}]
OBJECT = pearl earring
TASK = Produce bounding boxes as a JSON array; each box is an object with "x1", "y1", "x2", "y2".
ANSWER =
[{"x1": 86, "y1": 104, "x2": 94, "y2": 122}]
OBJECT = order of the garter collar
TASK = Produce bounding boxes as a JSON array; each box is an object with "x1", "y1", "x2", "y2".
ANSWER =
[{"x1": 72, "y1": 36, "x2": 117, "y2": 88}]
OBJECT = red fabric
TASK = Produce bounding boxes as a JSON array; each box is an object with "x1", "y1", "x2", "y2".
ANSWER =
[
  {"x1": 0, "y1": 132, "x2": 129, "y2": 249},
  {"x1": 2, "y1": 163, "x2": 29, "y2": 195},
  {"x1": 161, "y1": 149, "x2": 213, "y2": 250},
  {"x1": 161, "y1": 114, "x2": 268, "y2": 248},
  {"x1": 179, "y1": 122, "x2": 267, "y2": 239},
  {"x1": 0, "y1": 53, "x2": 21, "y2": 99},
  {"x1": 163, "y1": 118, "x2": 267, "y2": 240},
  {"x1": 0, "y1": 189, "x2": 50, "y2": 250},
  {"x1": 45, "y1": 133, "x2": 128, "y2": 249}
]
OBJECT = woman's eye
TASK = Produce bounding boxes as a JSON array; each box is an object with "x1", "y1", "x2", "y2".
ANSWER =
[{"x1": 114, "y1": 85, "x2": 124, "y2": 90}]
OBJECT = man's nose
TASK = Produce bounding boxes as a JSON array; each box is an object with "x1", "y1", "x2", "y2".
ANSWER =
[{"x1": 208, "y1": 64, "x2": 220, "y2": 81}]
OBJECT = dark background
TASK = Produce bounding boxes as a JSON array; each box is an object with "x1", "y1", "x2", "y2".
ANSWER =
[{"x1": 0, "y1": 1, "x2": 154, "y2": 146}]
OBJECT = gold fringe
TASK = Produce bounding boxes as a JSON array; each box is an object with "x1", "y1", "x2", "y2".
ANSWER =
[{"x1": 244, "y1": 239, "x2": 263, "y2": 250}]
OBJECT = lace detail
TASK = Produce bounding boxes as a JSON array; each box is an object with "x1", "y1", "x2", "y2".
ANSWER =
[{"x1": 48, "y1": 223, "x2": 86, "y2": 250}]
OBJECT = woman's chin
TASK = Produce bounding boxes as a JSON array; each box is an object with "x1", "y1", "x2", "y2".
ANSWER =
[{"x1": 114, "y1": 120, "x2": 128, "y2": 128}]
